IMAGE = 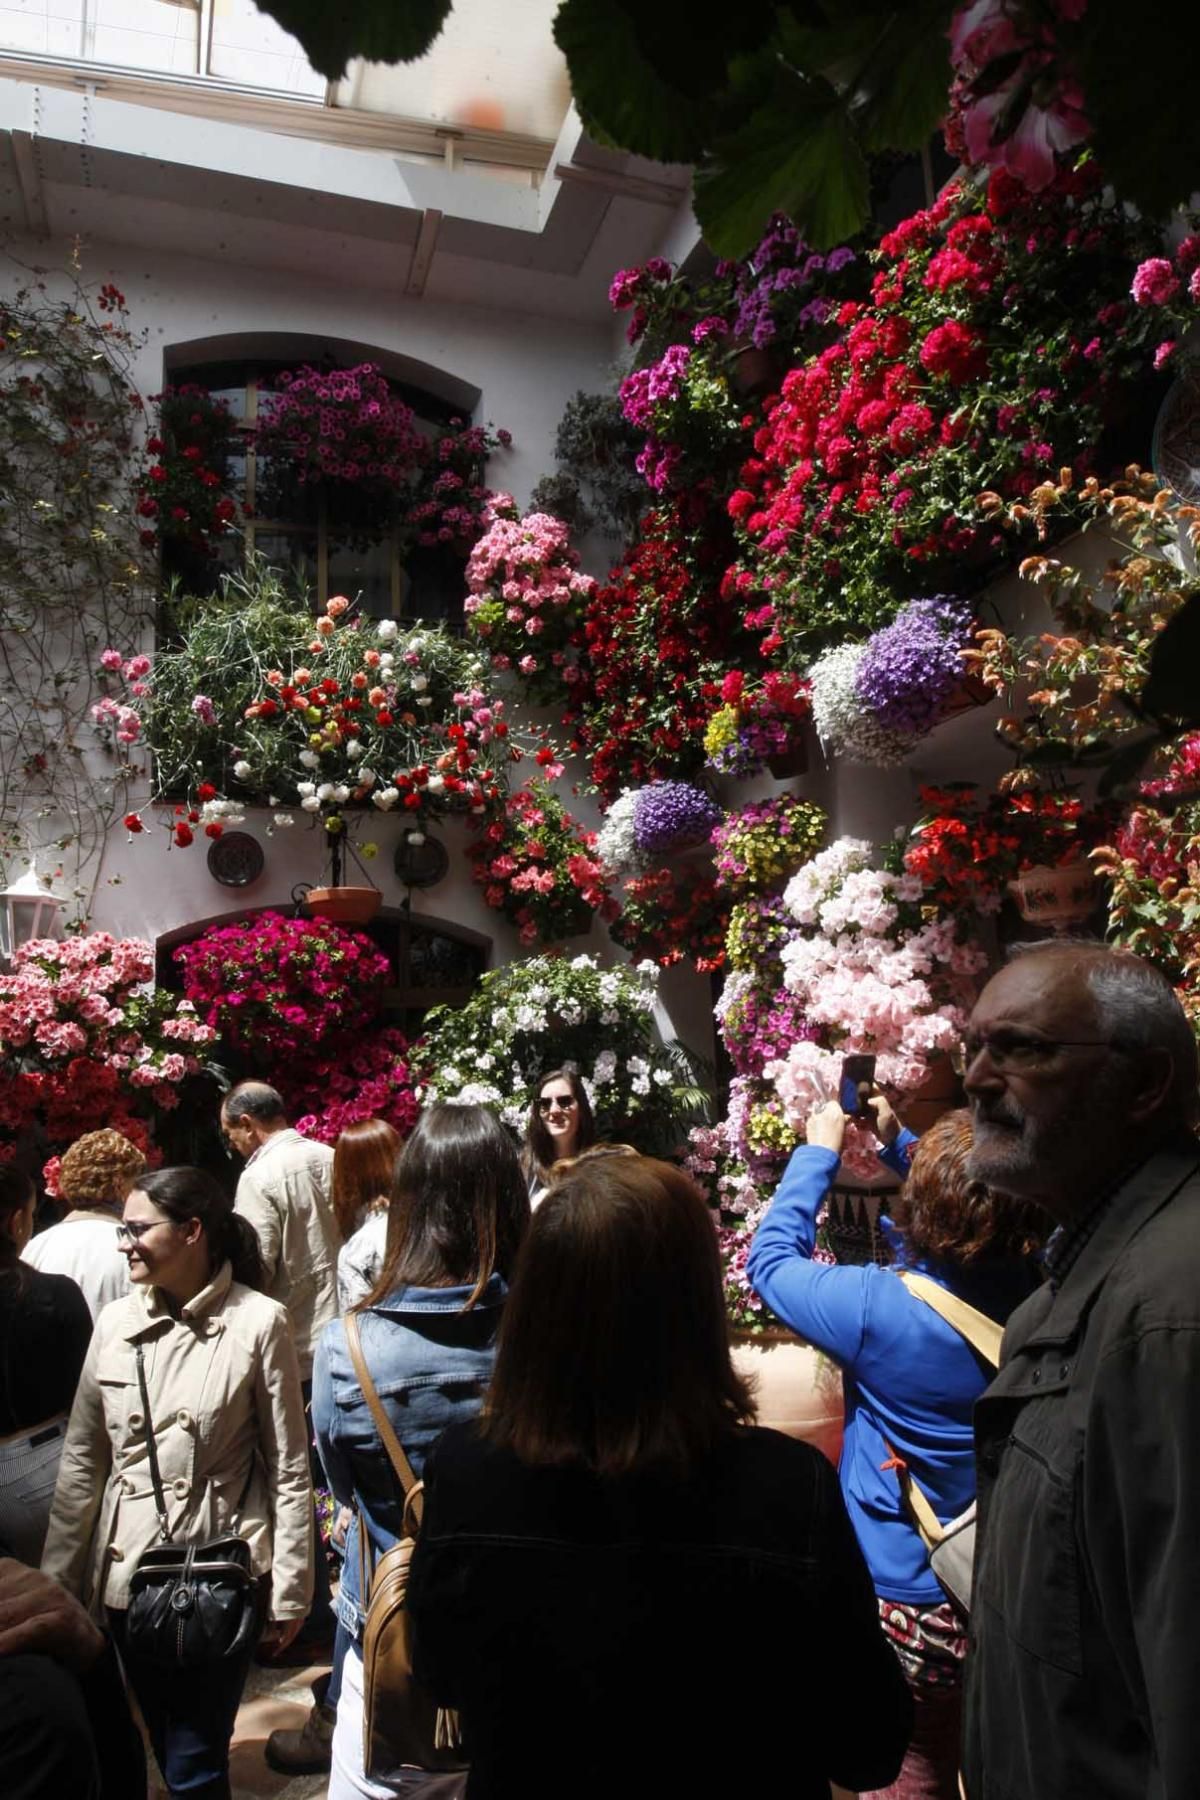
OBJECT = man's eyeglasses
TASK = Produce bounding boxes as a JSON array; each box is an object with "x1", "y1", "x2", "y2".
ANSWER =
[
  {"x1": 538, "y1": 1095, "x2": 577, "y2": 1114},
  {"x1": 956, "y1": 1030, "x2": 1130, "y2": 1074}
]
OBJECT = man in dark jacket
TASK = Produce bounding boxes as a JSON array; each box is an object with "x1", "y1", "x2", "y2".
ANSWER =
[{"x1": 960, "y1": 940, "x2": 1200, "y2": 1799}]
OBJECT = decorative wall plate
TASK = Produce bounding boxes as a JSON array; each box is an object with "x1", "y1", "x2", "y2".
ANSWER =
[
  {"x1": 206, "y1": 830, "x2": 265, "y2": 888},
  {"x1": 393, "y1": 833, "x2": 449, "y2": 889},
  {"x1": 1153, "y1": 377, "x2": 1200, "y2": 503}
]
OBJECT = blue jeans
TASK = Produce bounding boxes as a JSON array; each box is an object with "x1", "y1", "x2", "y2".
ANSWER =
[{"x1": 109, "y1": 1607, "x2": 259, "y2": 1798}]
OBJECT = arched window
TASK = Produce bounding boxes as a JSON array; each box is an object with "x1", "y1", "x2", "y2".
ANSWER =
[
  {"x1": 157, "y1": 905, "x2": 490, "y2": 1039},
  {"x1": 162, "y1": 341, "x2": 485, "y2": 627}
]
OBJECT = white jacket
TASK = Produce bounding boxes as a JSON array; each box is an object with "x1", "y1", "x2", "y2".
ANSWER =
[
  {"x1": 41, "y1": 1260, "x2": 314, "y2": 1620},
  {"x1": 234, "y1": 1128, "x2": 337, "y2": 1380}
]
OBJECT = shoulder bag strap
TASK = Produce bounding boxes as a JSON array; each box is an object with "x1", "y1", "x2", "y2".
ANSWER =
[
  {"x1": 343, "y1": 1310, "x2": 423, "y2": 1517},
  {"x1": 897, "y1": 1270, "x2": 1003, "y2": 1367},
  {"x1": 134, "y1": 1340, "x2": 173, "y2": 1543},
  {"x1": 887, "y1": 1271, "x2": 999, "y2": 1551}
]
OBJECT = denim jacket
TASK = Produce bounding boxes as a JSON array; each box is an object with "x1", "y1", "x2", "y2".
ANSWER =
[{"x1": 311, "y1": 1275, "x2": 505, "y2": 1639}]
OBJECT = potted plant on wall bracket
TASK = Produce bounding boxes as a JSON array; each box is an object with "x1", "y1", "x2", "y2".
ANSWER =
[
  {"x1": 300, "y1": 809, "x2": 382, "y2": 925},
  {"x1": 132, "y1": 559, "x2": 555, "y2": 879}
]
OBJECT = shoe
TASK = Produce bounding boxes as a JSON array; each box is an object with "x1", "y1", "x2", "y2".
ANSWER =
[{"x1": 264, "y1": 1691, "x2": 336, "y2": 1776}]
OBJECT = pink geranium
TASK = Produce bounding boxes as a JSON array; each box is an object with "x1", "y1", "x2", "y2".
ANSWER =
[{"x1": 0, "y1": 934, "x2": 215, "y2": 1183}]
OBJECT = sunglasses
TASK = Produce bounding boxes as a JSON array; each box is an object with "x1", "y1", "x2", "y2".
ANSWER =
[{"x1": 538, "y1": 1094, "x2": 577, "y2": 1114}]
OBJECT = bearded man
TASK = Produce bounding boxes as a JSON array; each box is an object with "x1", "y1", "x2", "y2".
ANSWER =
[{"x1": 961, "y1": 941, "x2": 1200, "y2": 1799}]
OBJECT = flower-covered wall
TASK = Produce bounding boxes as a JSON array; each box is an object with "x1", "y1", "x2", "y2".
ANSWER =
[{"x1": 4, "y1": 87, "x2": 1199, "y2": 1241}]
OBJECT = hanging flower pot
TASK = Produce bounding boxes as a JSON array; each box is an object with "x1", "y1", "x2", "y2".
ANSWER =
[
  {"x1": 766, "y1": 736, "x2": 809, "y2": 779},
  {"x1": 728, "y1": 1329, "x2": 843, "y2": 1466},
  {"x1": 898, "y1": 1054, "x2": 962, "y2": 1137},
  {"x1": 1007, "y1": 863, "x2": 1098, "y2": 930},
  {"x1": 934, "y1": 672, "x2": 994, "y2": 726},
  {"x1": 728, "y1": 343, "x2": 784, "y2": 399},
  {"x1": 305, "y1": 886, "x2": 382, "y2": 925}
]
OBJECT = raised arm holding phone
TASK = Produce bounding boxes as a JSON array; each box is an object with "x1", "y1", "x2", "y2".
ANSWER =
[{"x1": 747, "y1": 1087, "x2": 1044, "y2": 1800}]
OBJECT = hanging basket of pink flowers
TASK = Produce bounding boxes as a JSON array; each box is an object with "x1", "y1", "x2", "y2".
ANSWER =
[{"x1": 467, "y1": 777, "x2": 618, "y2": 947}]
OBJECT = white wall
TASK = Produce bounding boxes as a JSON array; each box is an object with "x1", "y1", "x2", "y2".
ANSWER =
[{"x1": 3, "y1": 228, "x2": 622, "y2": 964}]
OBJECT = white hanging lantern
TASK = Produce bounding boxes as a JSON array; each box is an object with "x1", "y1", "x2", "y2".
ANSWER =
[{"x1": 0, "y1": 866, "x2": 65, "y2": 965}]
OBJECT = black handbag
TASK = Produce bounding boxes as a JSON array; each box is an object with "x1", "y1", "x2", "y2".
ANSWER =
[{"x1": 124, "y1": 1340, "x2": 260, "y2": 1668}]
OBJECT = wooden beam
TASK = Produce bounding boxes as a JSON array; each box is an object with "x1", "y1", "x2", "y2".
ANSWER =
[
  {"x1": 405, "y1": 206, "x2": 442, "y2": 297},
  {"x1": 11, "y1": 129, "x2": 48, "y2": 237},
  {"x1": 552, "y1": 160, "x2": 688, "y2": 208}
]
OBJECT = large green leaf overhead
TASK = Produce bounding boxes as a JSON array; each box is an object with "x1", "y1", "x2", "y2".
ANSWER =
[
  {"x1": 252, "y1": 0, "x2": 1199, "y2": 259},
  {"x1": 252, "y1": 0, "x2": 452, "y2": 81}
]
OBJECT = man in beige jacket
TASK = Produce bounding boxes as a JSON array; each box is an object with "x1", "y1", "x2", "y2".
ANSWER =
[
  {"x1": 223, "y1": 1081, "x2": 338, "y2": 1383},
  {"x1": 222, "y1": 1080, "x2": 337, "y2": 1657}
]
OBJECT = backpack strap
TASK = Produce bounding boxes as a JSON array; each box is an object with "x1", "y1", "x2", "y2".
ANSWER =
[
  {"x1": 343, "y1": 1310, "x2": 423, "y2": 1524},
  {"x1": 897, "y1": 1270, "x2": 1003, "y2": 1367}
]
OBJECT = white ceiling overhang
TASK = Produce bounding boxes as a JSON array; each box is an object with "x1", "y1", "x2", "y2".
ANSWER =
[{"x1": 0, "y1": 58, "x2": 698, "y2": 319}]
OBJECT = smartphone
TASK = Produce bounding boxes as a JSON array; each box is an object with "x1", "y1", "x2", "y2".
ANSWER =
[{"x1": 839, "y1": 1054, "x2": 876, "y2": 1118}]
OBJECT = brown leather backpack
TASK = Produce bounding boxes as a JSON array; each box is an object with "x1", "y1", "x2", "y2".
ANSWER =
[{"x1": 343, "y1": 1311, "x2": 467, "y2": 1781}]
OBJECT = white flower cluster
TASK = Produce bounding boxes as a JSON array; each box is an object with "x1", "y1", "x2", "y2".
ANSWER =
[
  {"x1": 421, "y1": 954, "x2": 683, "y2": 1146},
  {"x1": 198, "y1": 796, "x2": 246, "y2": 828},
  {"x1": 595, "y1": 790, "x2": 646, "y2": 878},
  {"x1": 808, "y1": 643, "x2": 914, "y2": 767}
]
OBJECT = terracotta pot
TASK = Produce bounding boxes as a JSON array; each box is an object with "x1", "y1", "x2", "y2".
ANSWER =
[
  {"x1": 1007, "y1": 863, "x2": 1098, "y2": 930},
  {"x1": 729, "y1": 1329, "x2": 844, "y2": 1466},
  {"x1": 898, "y1": 1054, "x2": 961, "y2": 1137},
  {"x1": 934, "y1": 672, "x2": 994, "y2": 724},
  {"x1": 305, "y1": 885, "x2": 382, "y2": 925}
]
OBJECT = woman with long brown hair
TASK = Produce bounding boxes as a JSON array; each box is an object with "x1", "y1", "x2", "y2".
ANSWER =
[
  {"x1": 312, "y1": 1103, "x2": 529, "y2": 1799},
  {"x1": 406, "y1": 1152, "x2": 912, "y2": 1799},
  {"x1": 519, "y1": 1067, "x2": 596, "y2": 1200},
  {"x1": 332, "y1": 1118, "x2": 403, "y2": 1311}
]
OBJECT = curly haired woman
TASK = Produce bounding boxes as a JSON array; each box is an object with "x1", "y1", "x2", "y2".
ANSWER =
[{"x1": 23, "y1": 1130, "x2": 146, "y2": 1321}]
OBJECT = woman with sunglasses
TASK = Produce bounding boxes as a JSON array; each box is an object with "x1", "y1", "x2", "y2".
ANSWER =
[
  {"x1": 520, "y1": 1069, "x2": 596, "y2": 1201},
  {"x1": 41, "y1": 1167, "x2": 314, "y2": 1800}
]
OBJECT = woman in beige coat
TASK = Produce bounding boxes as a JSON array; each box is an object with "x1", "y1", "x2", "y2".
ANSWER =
[{"x1": 41, "y1": 1165, "x2": 314, "y2": 1800}]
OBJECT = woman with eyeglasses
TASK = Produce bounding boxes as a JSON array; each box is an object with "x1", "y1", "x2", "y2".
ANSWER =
[
  {"x1": 520, "y1": 1069, "x2": 596, "y2": 1201},
  {"x1": 41, "y1": 1167, "x2": 314, "y2": 1800},
  {"x1": 747, "y1": 1102, "x2": 1046, "y2": 1800}
]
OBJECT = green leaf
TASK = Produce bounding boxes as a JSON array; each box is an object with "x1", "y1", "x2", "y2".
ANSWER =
[
  {"x1": 850, "y1": 6, "x2": 954, "y2": 152},
  {"x1": 1079, "y1": 0, "x2": 1200, "y2": 221},
  {"x1": 693, "y1": 70, "x2": 870, "y2": 255},
  {"x1": 775, "y1": 4, "x2": 954, "y2": 153},
  {"x1": 1141, "y1": 591, "x2": 1200, "y2": 726},
  {"x1": 553, "y1": 0, "x2": 714, "y2": 162},
  {"x1": 250, "y1": 0, "x2": 453, "y2": 82}
]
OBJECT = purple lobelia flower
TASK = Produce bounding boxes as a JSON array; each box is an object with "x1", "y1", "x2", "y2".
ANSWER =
[
  {"x1": 632, "y1": 781, "x2": 723, "y2": 856},
  {"x1": 854, "y1": 597, "x2": 974, "y2": 736}
]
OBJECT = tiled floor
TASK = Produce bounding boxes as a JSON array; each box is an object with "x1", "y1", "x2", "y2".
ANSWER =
[{"x1": 146, "y1": 1656, "x2": 332, "y2": 1799}]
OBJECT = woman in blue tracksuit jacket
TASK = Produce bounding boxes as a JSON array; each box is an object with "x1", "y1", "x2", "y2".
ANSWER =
[{"x1": 747, "y1": 1096, "x2": 1044, "y2": 1800}]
